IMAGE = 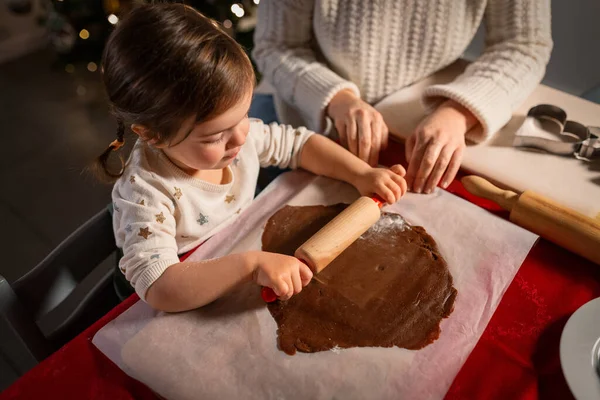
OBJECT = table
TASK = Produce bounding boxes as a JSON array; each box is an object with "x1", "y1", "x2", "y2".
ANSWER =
[{"x1": 1, "y1": 140, "x2": 599, "y2": 400}]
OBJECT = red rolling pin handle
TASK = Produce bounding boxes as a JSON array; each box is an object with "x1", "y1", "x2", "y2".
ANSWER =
[
  {"x1": 261, "y1": 286, "x2": 279, "y2": 303},
  {"x1": 261, "y1": 195, "x2": 385, "y2": 303},
  {"x1": 371, "y1": 195, "x2": 385, "y2": 208},
  {"x1": 261, "y1": 258, "x2": 308, "y2": 303}
]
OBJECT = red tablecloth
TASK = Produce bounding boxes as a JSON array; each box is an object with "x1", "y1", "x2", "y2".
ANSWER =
[{"x1": 2, "y1": 142, "x2": 599, "y2": 400}]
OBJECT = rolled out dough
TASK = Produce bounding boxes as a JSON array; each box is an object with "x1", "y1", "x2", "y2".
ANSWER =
[{"x1": 262, "y1": 204, "x2": 457, "y2": 355}]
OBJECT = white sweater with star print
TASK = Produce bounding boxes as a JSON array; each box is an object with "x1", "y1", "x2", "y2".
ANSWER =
[{"x1": 112, "y1": 119, "x2": 313, "y2": 300}]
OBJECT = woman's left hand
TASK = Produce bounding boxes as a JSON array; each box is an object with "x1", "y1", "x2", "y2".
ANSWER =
[{"x1": 405, "y1": 100, "x2": 478, "y2": 194}]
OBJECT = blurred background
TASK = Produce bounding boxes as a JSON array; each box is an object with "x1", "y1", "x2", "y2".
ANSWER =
[
  {"x1": 0, "y1": 0, "x2": 599, "y2": 284},
  {"x1": 0, "y1": 0, "x2": 259, "y2": 286}
]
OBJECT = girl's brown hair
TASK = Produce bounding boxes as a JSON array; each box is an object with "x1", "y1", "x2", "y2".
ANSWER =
[{"x1": 95, "y1": 3, "x2": 255, "y2": 181}]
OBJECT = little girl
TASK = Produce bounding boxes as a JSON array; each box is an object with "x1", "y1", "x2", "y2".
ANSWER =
[{"x1": 96, "y1": 3, "x2": 407, "y2": 312}]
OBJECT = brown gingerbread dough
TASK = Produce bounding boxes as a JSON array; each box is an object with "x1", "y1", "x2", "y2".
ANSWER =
[{"x1": 262, "y1": 204, "x2": 457, "y2": 355}]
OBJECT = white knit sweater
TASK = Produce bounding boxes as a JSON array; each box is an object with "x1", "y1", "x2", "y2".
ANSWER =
[{"x1": 253, "y1": 0, "x2": 552, "y2": 141}]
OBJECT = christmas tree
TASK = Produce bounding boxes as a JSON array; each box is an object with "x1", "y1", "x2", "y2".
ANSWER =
[{"x1": 40, "y1": 0, "x2": 259, "y2": 72}]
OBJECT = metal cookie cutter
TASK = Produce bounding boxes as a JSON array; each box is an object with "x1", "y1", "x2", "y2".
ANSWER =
[{"x1": 513, "y1": 104, "x2": 600, "y2": 161}]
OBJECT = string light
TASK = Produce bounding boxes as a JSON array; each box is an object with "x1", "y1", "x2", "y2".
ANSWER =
[
  {"x1": 76, "y1": 85, "x2": 87, "y2": 96},
  {"x1": 87, "y1": 62, "x2": 98, "y2": 72},
  {"x1": 79, "y1": 29, "x2": 90, "y2": 40},
  {"x1": 231, "y1": 3, "x2": 244, "y2": 18},
  {"x1": 253, "y1": 0, "x2": 260, "y2": 4},
  {"x1": 108, "y1": 14, "x2": 119, "y2": 25},
  {"x1": 223, "y1": 19, "x2": 232, "y2": 29},
  {"x1": 65, "y1": 64, "x2": 75, "y2": 73}
]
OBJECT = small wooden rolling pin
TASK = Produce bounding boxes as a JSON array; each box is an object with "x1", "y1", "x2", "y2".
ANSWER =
[
  {"x1": 261, "y1": 196, "x2": 384, "y2": 302},
  {"x1": 461, "y1": 175, "x2": 600, "y2": 265}
]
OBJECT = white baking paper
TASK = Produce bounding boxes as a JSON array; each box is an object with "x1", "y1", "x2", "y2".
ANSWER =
[{"x1": 93, "y1": 170, "x2": 538, "y2": 400}]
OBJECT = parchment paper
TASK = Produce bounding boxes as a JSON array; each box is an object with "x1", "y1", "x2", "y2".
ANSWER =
[{"x1": 93, "y1": 170, "x2": 538, "y2": 400}]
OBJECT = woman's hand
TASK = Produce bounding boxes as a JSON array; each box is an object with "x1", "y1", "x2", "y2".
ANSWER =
[
  {"x1": 405, "y1": 100, "x2": 478, "y2": 193},
  {"x1": 351, "y1": 164, "x2": 407, "y2": 204},
  {"x1": 252, "y1": 252, "x2": 313, "y2": 301},
  {"x1": 327, "y1": 89, "x2": 389, "y2": 167}
]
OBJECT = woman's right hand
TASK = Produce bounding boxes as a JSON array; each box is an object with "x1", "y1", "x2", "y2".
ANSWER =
[
  {"x1": 251, "y1": 251, "x2": 313, "y2": 300},
  {"x1": 327, "y1": 89, "x2": 389, "y2": 167}
]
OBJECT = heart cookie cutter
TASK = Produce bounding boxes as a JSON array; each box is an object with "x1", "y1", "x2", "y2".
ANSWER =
[{"x1": 513, "y1": 104, "x2": 600, "y2": 161}]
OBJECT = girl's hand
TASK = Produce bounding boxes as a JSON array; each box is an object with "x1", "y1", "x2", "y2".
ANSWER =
[
  {"x1": 405, "y1": 100, "x2": 477, "y2": 193},
  {"x1": 252, "y1": 252, "x2": 313, "y2": 301},
  {"x1": 327, "y1": 89, "x2": 389, "y2": 167},
  {"x1": 352, "y1": 165, "x2": 408, "y2": 204}
]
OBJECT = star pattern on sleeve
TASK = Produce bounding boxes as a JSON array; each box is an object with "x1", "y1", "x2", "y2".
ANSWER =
[
  {"x1": 130, "y1": 175, "x2": 136, "y2": 183},
  {"x1": 155, "y1": 212, "x2": 166, "y2": 224},
  {"x1": 150, "y1": 254, "x2": 160, "y2": 260},
  {"x1": 225, "y1": 194, "x2": 235, "y2": 204},
  {"x1": 269, "y1": 156, "x2": 277, "y2": 165},
  {"x1": 173, "y1": 187, "x2": 183, "y2": 200},
  {"x1": 138, "y1": 227, "x2": 152, "y2": 239},
  {"x1": 197, "y1": 213, "x2": 209, "y2": 226},
  {"x1": 125, "y1": 224, "x2": 132, "y2": 233},
  {"x1": 232, "y1": 157, "x2": 240, "y2": 167},
  {"x1": 235, "y1": 208, "x2": 242, "y2": 215},
  {"x1": 139, "y1": 199, "x2": 145, "y2": 206},
  {"x1": 113, "y1": 202, "x2": 120, "y2": 212}
]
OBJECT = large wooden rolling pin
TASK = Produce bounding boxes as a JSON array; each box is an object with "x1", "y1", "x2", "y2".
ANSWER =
[
  {"x1": 261, "y1": 196, "x2": 384, "y2": 302},
  {"x1": 462, "y1": 175, "x2": 600, "y2": 265}
]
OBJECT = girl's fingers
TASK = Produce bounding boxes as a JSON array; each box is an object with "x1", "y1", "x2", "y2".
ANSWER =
[
  {"x1": 291, "y1": 269, "x2": 303, "y2": 295},
  {"x1": 390, "y1": 164, "x2": 406, "y2": 177},
  {"x1": 299, "y1": 262, "x2": 313, "y2": 286},
  {"x1": 273, "y1": 280, "x2": 288, "y2": 298},
  {"x1": 281, "y1": 276, "x2": 294, "y2": 300},
  {"x1": 377, "y1": 183, "x2": 395, "y2": 204},
  {"x1": 386, "y1": 179, "x2": 402, "y2": 203},
  {"x1": 390, "y1": 173, "x2": 408, "y2": 197}
]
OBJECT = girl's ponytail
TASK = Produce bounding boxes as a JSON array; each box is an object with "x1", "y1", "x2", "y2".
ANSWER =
[{"x1": 93, "y1": 118, "x2": 126, "y2": 182}]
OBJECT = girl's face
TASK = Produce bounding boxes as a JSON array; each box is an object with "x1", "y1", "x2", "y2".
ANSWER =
[{"x1": 159, "y1": 90, "x2": 252, "y2": 174}]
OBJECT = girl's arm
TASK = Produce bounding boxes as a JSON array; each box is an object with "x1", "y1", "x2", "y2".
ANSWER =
[
  {"x1": 299, "y1": 134, "x2": 407, "y2": 204},
  {"x1": 145, "y1": 251, "x2": 312, "y2": 312}
]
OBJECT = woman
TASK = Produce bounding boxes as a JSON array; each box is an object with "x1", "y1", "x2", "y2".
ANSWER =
[{"x1": 253, "y1": 0, "x2": 552, "y2": 194}]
